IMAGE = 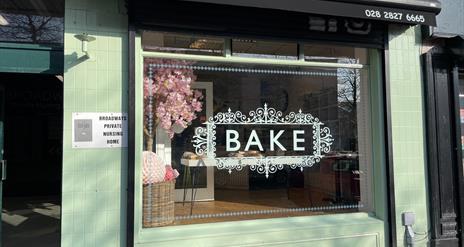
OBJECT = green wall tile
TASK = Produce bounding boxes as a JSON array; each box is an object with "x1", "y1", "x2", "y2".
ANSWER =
[
  {"x1": 387, "y1": 25, "x2": 429, "y2": 247},
  {"x1": 62, "y1": 0, "x2": 128, "y2": 246}
]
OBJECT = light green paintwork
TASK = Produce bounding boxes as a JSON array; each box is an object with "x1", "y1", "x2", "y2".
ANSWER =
[
  {"x1": 141, "y1": 51, "x2": 365, "y2": 69},
  {"x1": 387, "y1": 25, "x2": 430, "y2": 246},
  {"x1": 136, "y1": 213, "x2": 384, "y2": 247},
  {"x1": 369, "y1": 49, "x2": 389, "y2": 247},
  {"x1": 61, "y1": 0, "x2": 128, "y2": 246},
  {"x1": 133, "y1": 37, "x2": 387, "y2": 246}
]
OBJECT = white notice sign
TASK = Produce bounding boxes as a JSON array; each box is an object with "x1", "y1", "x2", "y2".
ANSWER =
[{"x1": 72, "y1": 112, "x2": 128, "y2": 148}]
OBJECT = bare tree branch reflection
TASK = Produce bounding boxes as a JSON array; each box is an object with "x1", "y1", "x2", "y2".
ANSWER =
[
  {"x1": 337, "y1": 58, "x2": 361, "y2": 150},
  {"x1": 0, "y1": 13, "x2": 63, "y2": 43}
]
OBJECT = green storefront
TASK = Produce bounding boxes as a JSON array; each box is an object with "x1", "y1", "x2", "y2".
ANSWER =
[{"x1": 0, "y1": 0, "x2": 446, "y2": 246}]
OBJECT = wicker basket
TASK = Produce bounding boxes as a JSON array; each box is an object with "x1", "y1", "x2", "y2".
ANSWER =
[{"x1": 142, "y1": 180, "x2": 175, "y2": 227}]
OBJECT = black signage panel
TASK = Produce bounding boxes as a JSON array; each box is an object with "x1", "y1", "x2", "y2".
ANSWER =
[
  {"x1": 340, "y1": 4, "x2": 437, "y2": 26},
  {"x1": 180, "y1": 0, "x2": 438, "y2": 26},
  {"x1": 340, "y1": 5, "x2": 436, "y2": 26}
]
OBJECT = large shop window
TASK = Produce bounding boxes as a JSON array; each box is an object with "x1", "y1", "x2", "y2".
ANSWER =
[{"x1": 141, "y1": 32, "x2": 373, "y2": 227}]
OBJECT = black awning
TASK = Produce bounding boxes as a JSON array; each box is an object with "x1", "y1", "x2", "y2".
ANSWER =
[{"x1": 180, "y1": 0, "x2": 441, "y2": 26}]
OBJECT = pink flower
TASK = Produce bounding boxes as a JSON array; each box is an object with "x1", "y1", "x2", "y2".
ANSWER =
[
  {"x1": 164, "y1": 165, "x2": 179, "y2": 181},
  {"x1": 143, "y1": 59, "x2": 203, "y2": 139}
]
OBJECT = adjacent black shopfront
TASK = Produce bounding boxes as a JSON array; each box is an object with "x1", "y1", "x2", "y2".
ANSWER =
[{"x1": 423, "y1": 1, "x2": 464, "y2": 246}]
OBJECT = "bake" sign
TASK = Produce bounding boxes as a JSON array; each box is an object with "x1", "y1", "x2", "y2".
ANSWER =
[{"x1": 191, "y1": 104, "x2": 333, "y2": 178}]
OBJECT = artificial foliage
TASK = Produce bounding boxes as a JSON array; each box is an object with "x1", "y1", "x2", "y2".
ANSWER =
[{"x1": 143, "y1": 58, "x2": 203, "y2": 151}]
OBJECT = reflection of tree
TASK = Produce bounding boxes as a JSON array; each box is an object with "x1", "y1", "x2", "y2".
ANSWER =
[
  {"x1": 0, "y1": 13, "x2": 63, "y2": 43},
  {"x1": 337, "y1": 60, "x2": 360, "y2": 114},
  {"x1": 337, "y1": 59, "x2": 360, "y2": 150}
]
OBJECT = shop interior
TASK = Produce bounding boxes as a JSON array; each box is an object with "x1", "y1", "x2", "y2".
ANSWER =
[
  {"x1": 171, "y1": 65, "x2": 363, "y2": 225},
  {"x1": 142, "y1": 36, "x2": 371, "y2": 226}
]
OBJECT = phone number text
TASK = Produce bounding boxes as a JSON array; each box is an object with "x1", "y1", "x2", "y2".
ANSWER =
[{"x1": 364, "y1": 9, "x2": 425, "y2": 23}]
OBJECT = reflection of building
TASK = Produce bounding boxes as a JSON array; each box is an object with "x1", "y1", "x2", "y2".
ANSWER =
[{"x1": 304, "y1": 87, "x2": 358, "y2": 152}]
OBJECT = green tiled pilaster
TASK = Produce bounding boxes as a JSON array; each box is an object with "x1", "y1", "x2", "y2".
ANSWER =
[
  {"x1": 387, "y1": 25, "x2": 429, "y2": 246},
  {"x1": 62, "y1": 0, "x2": 128, "y2": 246}
]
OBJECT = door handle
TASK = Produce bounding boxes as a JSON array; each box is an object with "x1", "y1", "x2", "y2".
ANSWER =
[{"x1": 0, "y1": 160, "x2": 6, "y2": 181}]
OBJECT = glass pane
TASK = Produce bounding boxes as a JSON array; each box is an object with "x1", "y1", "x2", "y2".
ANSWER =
[
  {"x1": 459, "y1": 73, "x2": 464, "y2": 155},
  {"x1": 142, "y1": 57, "x2": 372, "y2": 227},
  {"x1": 0, "y1": 1, "x2": 64, "y2": 44},
  {"x1": 304, "y1": 44, "x2": 367, "y2": 64},
  {"x1": 142, "y1": 31, "x2": 224, "y2": 56},
  {"x1": 232, "y1": 39, "x2": 298, "y2": 60},
  {"x1": 172, "y1": 87, "x2": 208, "y2": 190}
]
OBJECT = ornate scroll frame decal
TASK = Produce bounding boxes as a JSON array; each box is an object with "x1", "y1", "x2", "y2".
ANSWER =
[{"x1": 192, "y1": 104, "x2": 334, "y2": 178}]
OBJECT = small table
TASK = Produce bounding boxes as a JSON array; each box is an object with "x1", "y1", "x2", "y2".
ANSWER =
[{"x1": 180, "y1": 158, "x2": 211, "y2": 215}]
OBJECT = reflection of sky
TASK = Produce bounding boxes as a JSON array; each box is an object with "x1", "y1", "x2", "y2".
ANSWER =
[{"x1": 0, "y1": 13, "x2": 63, "y2": 44}]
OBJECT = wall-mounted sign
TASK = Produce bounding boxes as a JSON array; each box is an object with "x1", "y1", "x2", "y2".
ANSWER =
[
  {"x1": 191, "y1": 104, "x2": 333, "y2": 178},
  {"x1": 72, "y1": 112, "x2": 128, "y2": 148}
]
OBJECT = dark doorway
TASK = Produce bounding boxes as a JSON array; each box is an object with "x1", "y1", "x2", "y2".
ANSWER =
[{"x1": 0, "y1": 73, "x2": 62, "y2": 247}]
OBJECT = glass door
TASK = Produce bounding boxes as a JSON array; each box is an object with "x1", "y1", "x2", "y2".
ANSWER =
[
  {"x1": 0, "y1": 84, "x2": 4, "y2": 242},
  {"x1": 458, "y1": 71, "x2": 464, "y2": 166},
  {"x1": 454, "y1": 69, "x2": 464, "y2": 245},
  {"x1": 172, "y1": 82, "x2": 215, "y2": 202}
]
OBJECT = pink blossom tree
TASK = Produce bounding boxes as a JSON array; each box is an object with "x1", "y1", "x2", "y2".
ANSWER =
[{"x1": 144, "y1": 59, "x2": 203, "y2": 151}]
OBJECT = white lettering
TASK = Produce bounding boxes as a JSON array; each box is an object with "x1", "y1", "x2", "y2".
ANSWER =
[
  {"x1": 270, "y1": 130, "x2": 286, "y2": 151},
  {"x1": 293, "y1": 130, "x2": 305, "y2": 151},
  {"x1": 244, "y1": 130, "x2": 264, "y2": 151},
  {"x1": 226, "y1": 130, "x2": 241, "y2": 151}
]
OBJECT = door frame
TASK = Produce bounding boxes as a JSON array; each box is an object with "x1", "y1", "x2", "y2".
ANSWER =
[
  {"x1": 174, "y1": 81, "x2": 214, "y2": 202},
  {"x1": 423, "y1": 51, "x2": 464, "y2": 246}
]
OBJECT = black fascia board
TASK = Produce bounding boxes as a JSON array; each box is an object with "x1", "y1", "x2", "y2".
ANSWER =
[
  {"x1": 178, "y1": 0, "x2": 441, "y2": 26},
  {"x1": 338, "y1": 0, "x2": 441, "y2": 14}
]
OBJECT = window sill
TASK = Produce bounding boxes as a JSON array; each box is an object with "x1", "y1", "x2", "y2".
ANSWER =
[{"x1": 135, "y1": 212, "x2": 385, "y2": 246}]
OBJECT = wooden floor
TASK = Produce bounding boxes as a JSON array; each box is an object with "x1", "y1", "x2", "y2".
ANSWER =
[{"x1": 173, "y1": 188, "x2": 356, "y2": 225}]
